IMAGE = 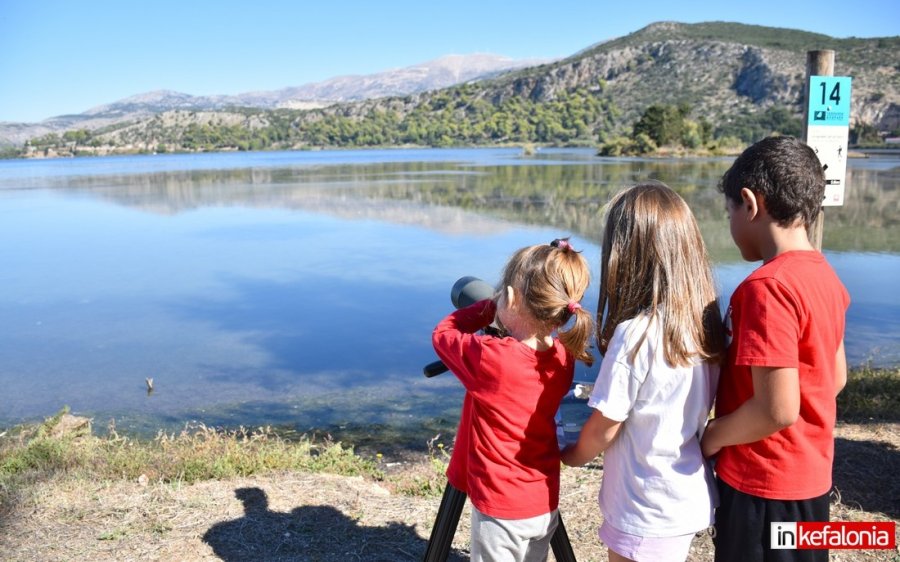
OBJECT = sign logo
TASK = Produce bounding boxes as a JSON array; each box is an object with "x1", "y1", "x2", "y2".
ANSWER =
[
  {"x1": 814, "y1": 111, "x2": 826, "y2": 121},
  {"x1": 771, "y1": 522, "x2": 896, "y2": 550}
]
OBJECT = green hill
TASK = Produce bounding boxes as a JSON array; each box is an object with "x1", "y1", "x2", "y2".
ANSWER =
[{"x1": 14, "y1": 21, "x2": 900, "y2": 158}]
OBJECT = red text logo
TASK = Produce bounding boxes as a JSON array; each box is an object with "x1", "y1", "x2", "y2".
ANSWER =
[{"x1": 771, "y1": 522, "x2": 896, "y2": 550}]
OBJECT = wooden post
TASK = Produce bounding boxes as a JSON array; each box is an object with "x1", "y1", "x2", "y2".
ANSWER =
[{"x1": 802, "y1": 50, "x2": 835, "y2": 251}]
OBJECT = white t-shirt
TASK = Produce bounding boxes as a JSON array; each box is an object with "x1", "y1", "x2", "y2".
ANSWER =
[{"x1": 588, "y1": 315, "x2": 718, "y2": 537}]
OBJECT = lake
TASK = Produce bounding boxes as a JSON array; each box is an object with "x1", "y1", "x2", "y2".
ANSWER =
[{"x1": 1, "y1": 148, "x2": 897, "y2": 445}]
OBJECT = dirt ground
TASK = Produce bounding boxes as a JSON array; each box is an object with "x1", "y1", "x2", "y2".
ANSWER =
[{"x1": 0, "y1": 423, "x2": 897, "y2": 562}]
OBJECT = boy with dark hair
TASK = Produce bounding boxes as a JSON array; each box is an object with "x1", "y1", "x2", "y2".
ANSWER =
[{"x1": 701, "y1": 135, "x2": 850, "y2": 562}]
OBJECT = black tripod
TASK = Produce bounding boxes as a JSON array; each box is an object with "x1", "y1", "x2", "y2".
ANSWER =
[{"x1": 421, "y1": 360, "x2": 577, "y2": 562}]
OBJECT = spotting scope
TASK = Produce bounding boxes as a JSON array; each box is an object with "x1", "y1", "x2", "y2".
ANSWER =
[{"x1": 423, "y1": 276, "x2": 495, "y2": 378}]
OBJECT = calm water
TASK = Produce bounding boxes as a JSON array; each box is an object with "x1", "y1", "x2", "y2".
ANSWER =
[{"x1": 1, "y1": 148, "x2": 898, "y2": 439}]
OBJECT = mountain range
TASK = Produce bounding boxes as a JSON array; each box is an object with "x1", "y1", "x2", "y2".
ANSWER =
[
  {"x1": 5, "y1": 21, "x2": 899, "y2": 152},
  {"x1": 0, "y1": 54, "x2": 551, "y2": 147}
]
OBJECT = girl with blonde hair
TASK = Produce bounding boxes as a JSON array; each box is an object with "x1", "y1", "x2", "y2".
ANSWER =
[
  {"x1": 433, "y1": 238, "x2": 593, "y2": 561},
  {"x1": 562, "y1": 182, "x2": 726, "y2": 562}
]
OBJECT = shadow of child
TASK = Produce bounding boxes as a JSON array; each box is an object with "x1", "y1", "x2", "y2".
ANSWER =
[{"x1": 203, "y1": 486, "x2": 465, "y2": 561}]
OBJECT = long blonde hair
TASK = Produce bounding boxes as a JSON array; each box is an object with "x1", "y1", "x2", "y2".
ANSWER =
[
  {"x1": 499, "y1": 239, "x2": 594, "y2": 365},
  {"x1": 597, "y1": 182, "x2": 725, "y2": 367}
]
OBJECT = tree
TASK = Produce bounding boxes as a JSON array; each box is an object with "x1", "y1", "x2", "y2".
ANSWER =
[
  {"x1": 62, "y1": 129, "x2": 92, "y2": 145},
  {"x1": 714, "y1": 106, "x2": 802, "y2": 144},
  {"x1": 632, "y1": 104, "x2": 686, "y2": 146}
]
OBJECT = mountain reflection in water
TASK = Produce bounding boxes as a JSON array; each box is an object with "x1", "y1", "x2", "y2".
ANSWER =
[{"x1": 0, "y1": 148, "x2": 897, "y2": 436}]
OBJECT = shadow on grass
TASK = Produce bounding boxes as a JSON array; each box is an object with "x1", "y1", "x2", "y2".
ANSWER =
[
  {"x1": 833, "y1": 437, "x2": 900, "y2": 519},
  {"x1": 203, "y1": 487, "x2": 467, "y2": 562}
]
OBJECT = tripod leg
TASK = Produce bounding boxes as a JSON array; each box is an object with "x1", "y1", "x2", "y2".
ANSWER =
[
  {"x1": 550, "y1": 512, "x2": 577, "y2": 562},
  {"x1": 423, "y1": 483, "x2": 467, "y2": 562}
]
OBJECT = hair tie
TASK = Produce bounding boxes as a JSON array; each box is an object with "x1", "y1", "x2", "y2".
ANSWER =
[
  {"x1": 551, "y1": 238, "x2": 571, "y2": 251},
  {"x1": 567, "y1": 301, "x2": 581, "y2": 314}
]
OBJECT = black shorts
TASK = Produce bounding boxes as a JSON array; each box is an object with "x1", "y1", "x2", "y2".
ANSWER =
[{"x1": 714, "y1": 477, "x2": 830, "y2": 562}]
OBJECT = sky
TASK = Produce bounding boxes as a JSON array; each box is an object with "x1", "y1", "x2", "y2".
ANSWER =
[{"x1": 1, "y1": 0, "x2": 898, "y2": 123}]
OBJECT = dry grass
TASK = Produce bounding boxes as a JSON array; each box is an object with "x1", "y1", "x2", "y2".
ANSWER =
[{"x1": 0, "y1": 417, "x2": 898, "y2": 561}]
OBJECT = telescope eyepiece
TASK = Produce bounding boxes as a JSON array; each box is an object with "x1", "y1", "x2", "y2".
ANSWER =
[{"x1": 450, "y1": 276, "x2": 495, "y2": 309}]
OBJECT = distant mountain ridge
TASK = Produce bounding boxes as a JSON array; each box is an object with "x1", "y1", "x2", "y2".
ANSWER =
[
  {"x1": 0, "y1": 53, "x2": 551, "y2": 146},
  {"x1": 7, "y1": 22, "x2": 899, "y2": 153},
  {"x1": 81, "y1": 53, "x2": 551, "y2": 115}
]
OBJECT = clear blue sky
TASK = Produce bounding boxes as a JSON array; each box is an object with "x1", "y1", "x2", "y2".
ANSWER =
[{"x1": 1, "y1": 0, "x2": 897, "y2": 123}]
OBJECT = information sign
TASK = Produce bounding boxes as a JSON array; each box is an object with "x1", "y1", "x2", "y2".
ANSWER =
[{"x1": 806, "y1": 76, "x2": 852, "y2": 206}]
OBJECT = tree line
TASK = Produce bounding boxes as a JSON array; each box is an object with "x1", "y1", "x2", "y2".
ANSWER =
[{"x1": 8, "y1": 84, "x2": 890, "y2": 158}]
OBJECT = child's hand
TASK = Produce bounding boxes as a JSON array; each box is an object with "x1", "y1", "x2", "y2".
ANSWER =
[
  {"x1": 700, "y1": 420, "x2": 722, "y2": 458},
  {"x1": 701, "y1": 440, "x2": 721, "y2": 459},
  {"x1": 559, "y1": 445, "x2": 575, "y2": 466}
]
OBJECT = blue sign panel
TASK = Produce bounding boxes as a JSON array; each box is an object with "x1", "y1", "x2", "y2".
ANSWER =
[{"x1": 808, "y1": 76, "x2": 852, "y2": 126}]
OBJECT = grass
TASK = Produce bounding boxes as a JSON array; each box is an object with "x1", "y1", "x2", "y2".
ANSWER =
[
  {"x1": 0, "y1": 407, "x2": 383, "y2": 503},
  {"x1": 390, "y1": 434, "x2": 452, "y2": 498},
  {"x1": 837, "y1": 366, "x2": 900, "y2": 422}
]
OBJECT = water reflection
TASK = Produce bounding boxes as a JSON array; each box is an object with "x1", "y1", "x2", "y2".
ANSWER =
[
  {"x1": 0, "y1": 148, "x2": 897, "y2": 435},
  {"x1": 8, "y1": 149, "x2": 896, "y2": 258}
]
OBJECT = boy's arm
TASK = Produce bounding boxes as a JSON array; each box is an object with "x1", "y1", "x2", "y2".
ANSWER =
[
  {"x1": 560, "y1": 409, "x2": 622, "y2": 467},
  {"x1": 835, "y1": 339, "x2": 847, "y2": 396},
  {"x1": 701, "y1": 366, "x2": 799, "y2": 458}
]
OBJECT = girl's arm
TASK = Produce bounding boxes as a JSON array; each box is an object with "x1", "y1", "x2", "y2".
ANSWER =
[
  {"x1": 560, "y1": 409, "x2": 622, "y2": 467},
  {"x1": 432, "y1": 299, "x2": 496, "y2": 389},
  {"x1": 701, "y1": 365, "x2": 800, "y2": 458}
]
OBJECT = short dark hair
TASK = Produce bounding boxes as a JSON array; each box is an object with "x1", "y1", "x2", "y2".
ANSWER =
[{"x1": 719, "y1": 136, "x2": 825, "y2": 227}]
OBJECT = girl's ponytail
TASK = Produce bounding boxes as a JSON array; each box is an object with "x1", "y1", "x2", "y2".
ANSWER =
[
  {"x1": 499, "y1": 238, "x2": 595, "y2": 366},
  {"x1": 558, "y1": 303, "x2": 594, "y2": 366},
  {"x1": 550, "y1": 238, "x2": 594, "y2": 366}
]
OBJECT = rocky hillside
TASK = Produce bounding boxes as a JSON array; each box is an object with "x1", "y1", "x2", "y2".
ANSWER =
[
  {"x1": 10, "y1": 22, "x2": 900, "y2": 155},
  {"x1": 485, "y1": 21, "x2": 899, "y2": 131}
]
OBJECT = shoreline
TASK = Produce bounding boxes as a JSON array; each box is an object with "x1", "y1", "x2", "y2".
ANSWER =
[
  {"x1": 0, "y1": 365, "x2": 900, "y2": 444},
  {"x1": 4, "y1": 142, "x2": 899, "y2": 161},
  {"x1": 2, "y1": 365, "x2": 897, "y2": 455}
]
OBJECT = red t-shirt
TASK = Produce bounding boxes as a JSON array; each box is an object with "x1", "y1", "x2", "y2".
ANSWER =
[
  {"x1": 432, "y1": 299, "x2": 574, "y2": 519},
  {"x1": 715, "y1": 251, "x2": 850, "y2": 500}
]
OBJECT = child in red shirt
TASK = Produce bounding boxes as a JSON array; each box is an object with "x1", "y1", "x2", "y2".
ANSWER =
[
  {"x1": 701, "y1": 136, "x2": 850, "y2": 562},
  {"x1": 432, "y1": 238, "x2": 593, "y2": 561}
]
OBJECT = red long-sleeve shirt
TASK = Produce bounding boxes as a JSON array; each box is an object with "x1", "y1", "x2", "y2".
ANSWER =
[{"x1": 432, "y1": 299, "x2": 574, "y2": 519}]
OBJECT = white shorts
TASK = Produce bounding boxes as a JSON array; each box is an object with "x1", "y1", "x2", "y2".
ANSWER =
[
  {"x1": 470, "y1": 506, "x2": 559, "y2": 562},
  {"x1": 598, "y1": 520, "x2": 695, "y2": 562}
]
